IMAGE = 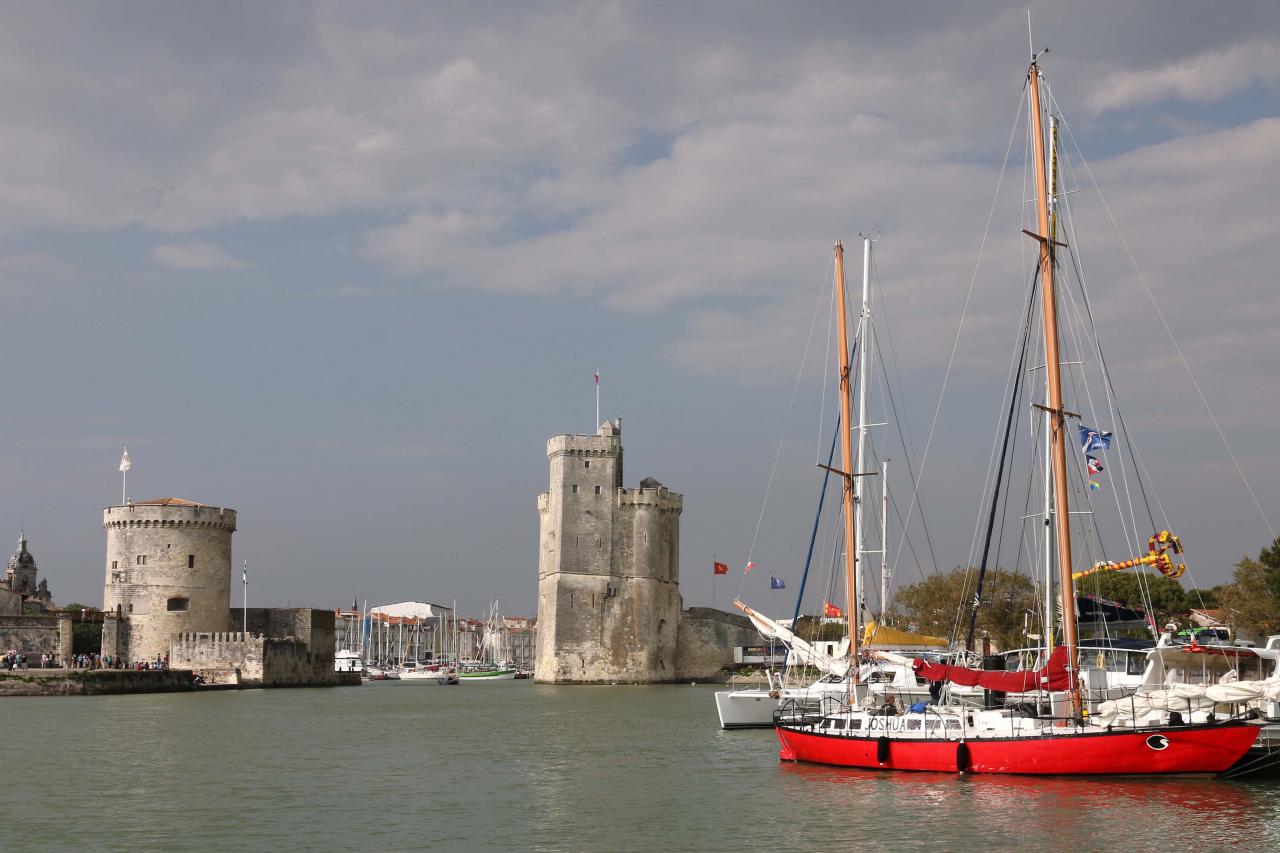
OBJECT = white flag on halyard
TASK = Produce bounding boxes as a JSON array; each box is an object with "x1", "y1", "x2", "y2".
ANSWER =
[{"x1": 119, "y1": 448, "x2": 132, "y2": 473}]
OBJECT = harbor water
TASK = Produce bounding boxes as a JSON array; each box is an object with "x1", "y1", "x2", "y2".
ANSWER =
[{"x1": 3, "y1": 682, "x2": 1277, "y2": 852}]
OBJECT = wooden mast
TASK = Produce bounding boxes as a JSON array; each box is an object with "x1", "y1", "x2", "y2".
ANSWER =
[
  {"x1": 833, "y1": 242, "x2": 861, "y2": 684},
  {"x1": 1028, "y1": 59, "x2": 1082, "y2": 717}
]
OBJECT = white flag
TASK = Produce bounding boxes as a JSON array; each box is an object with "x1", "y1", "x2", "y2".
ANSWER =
[{"x1": 119, "y1": 448, "x2": 132, "y2": 473}]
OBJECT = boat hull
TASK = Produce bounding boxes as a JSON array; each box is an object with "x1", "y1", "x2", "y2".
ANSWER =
[
  {"x1": 776, "y1": 722, "x2": 1259, "y2": 775},
  {"x1": 459, "y1": 670, "x2": 517, "y2": 681}
]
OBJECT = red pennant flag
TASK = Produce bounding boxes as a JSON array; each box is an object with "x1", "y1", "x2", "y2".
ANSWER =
[
  {"x1": 713, "y1": 561, "x2": 729, "y2": 575},
  {"x1": 745, "y1": 561, "x2": 756, "y2": 573},
  {"x1": 823, "y1": 600, "x2": 844, "y2": 618}
]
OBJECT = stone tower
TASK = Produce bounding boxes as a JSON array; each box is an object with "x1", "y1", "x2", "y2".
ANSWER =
[
  {"x1": 535, "y1": 419, "x2": 683, "y2": 683},
  {"x1": 101, "y1": 498, "x2": 237, "y2": 663}
]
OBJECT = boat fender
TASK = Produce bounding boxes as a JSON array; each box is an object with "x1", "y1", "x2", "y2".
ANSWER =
[
  {"x1": 877, "y1": 735, "x2": 890, "y2": 765},
  {"x1": 956, "y1": 741, "x2": 971, "y2": 774}
]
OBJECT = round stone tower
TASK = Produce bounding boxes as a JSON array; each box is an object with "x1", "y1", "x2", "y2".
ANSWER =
[{"x1": 102, "y1": 498, "x2": 237, "y2": 663}]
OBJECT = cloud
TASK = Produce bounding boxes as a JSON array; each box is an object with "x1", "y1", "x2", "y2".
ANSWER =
[
  {"x1": 150, "y1": 241, "x2": 247, "y2": 270},
  {"x1": 1087, "y1": 39, "x2": 1280, "y2": 113}
]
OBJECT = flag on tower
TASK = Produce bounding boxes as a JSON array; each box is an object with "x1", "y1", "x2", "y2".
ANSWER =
[
  {"x1": 745, "y1": 561, "x2": 756, "y2": 573},
  {"x1": 1078, "y1": 426, "x2": 1113, "y2": 452},
  {"x1": 823, "y1": 600, "x2": 844, "y2": 618},
  {"x1": 1087, "y1": 455, "x2": 1104, "y2": 474},
  {"x1": 119, "y1": 448, "x2": 132, "y2": 473},
  {"x1": 770, "y1": 576, "x2": 786, "y2": 590},
  {"x1": 713, "y1": 561, "x2": 729, "y2": 575}
]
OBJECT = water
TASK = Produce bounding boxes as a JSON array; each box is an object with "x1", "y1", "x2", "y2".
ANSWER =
[{"x1": 3, "y1": 682, "x2": 1277, "y2": 852}]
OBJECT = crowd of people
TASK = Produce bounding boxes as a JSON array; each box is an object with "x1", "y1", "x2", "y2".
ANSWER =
[{"x1": 1, "y1": 650, "x2": 169, "y2": 671}]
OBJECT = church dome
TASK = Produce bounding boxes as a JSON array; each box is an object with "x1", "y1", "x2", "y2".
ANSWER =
[{"x1": 8, "y1": 534, "x2": 35, "y2": 570}]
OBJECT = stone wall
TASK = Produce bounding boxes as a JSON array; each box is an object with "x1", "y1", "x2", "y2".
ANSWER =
[
  {"x1": 674, "y1": 608, "x2": 761, "y2": 681},
  {"x1": 0, "y1": 587, "x2": 20, "y2": 616},
  {"x1": 238, "y1": 607, "x2": 335, "y2": 654},
  {"x1": 175, "y1": 612, "x2": 343, "y2": 686},
  {"x1": 0, "y1": 668, "x2": 194, "y2": 696},
  {"x1": 0, "y1": 614, "x2": 63, "y2": 661}
]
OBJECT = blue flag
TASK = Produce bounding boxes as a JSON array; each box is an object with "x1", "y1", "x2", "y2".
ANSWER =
[
  {"x1": 770, "y1": 576, "x2": 786, "y2": 590},
  {"x1": 1078, "y1": 426, "x2": 1113, "y2": 452}
]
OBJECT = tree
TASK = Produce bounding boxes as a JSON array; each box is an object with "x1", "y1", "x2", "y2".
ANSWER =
[
  {"x1": 1218, "y1": 537, "x2": 1280, "y2": 639},
  {"x1": 60, "y1": 603, "x2": 102, "y2": 655},
  {"x1": 888, "y1": 567, "x2": 1038, "y2": 652}
]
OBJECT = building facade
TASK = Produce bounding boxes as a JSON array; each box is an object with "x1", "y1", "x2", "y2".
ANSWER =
[
  {"x1": 101, "y1": 498, "x2": 237, "y2": 663},
  {"x1": 2, "y1": 533, "x2": 53, "y2": 609},
  {"x1": 535, "y1": 419, "x2": 684, "y2": 683}
]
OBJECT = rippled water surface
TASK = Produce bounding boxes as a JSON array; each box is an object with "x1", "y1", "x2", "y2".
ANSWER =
[{"x1": 3, "y1": 682, "x2": 1277, "y2": 851}]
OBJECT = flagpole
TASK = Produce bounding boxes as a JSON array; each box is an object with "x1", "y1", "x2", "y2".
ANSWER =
[
  {"x1": 243, "y1": 559, "x2": 248, "y2": 632},
  {"x1": 595, "y1": 368, "x2": 600, "y2": 428}
]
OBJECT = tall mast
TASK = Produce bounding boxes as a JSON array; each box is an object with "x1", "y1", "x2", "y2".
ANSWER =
[
  {"x1": 854, "y1": 237, "x2": 872, "y2": 619},
  {"x1": 1028, "y1": 59, "x2": 1081, "y2": 716},
  {"x1": 833, "y1": 242, "x2": 861, "y2": 681},
  {"x1": 880, "y1": 458, "x2": 890, "y2": 618}
]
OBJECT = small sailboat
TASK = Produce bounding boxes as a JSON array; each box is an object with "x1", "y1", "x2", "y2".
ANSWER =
[
  {"x1": 459, "y1": 602, "x2": 518, "y2": 681},
  {"x1": 769, "y1": 51, "x2": 1258, "y2": 775}
]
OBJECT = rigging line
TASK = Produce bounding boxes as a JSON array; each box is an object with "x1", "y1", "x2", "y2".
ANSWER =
[
  {"x1": 871, "y1": 329, "x2": 939, "y2": 576},
  {"x1": 1055, "y1": 109, "x2": 1275, "y2": 542},
  {"x1": 893, "y1": 86, "x2": 1029, "y2": 574},
  {"x1": 966, "y1": 270, "x2": 1039, "y2": 650},
  {"x1": 737, "y1": 253, "x2": 835, "y2": 603},
  {"x1": 794, "y1": 412, "x2": 844, "y2": 627},
  {"x1": 818, "y1": 256, "x2": 837, "y2": 461},
  {"x1": 1057, "y1": 148, "x2": 1152, "y2": 550}
]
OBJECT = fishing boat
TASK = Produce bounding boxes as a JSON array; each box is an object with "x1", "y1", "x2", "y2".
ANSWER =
[{"x1": 769, "y1": 50, "x2": 1258, "y2": 775}]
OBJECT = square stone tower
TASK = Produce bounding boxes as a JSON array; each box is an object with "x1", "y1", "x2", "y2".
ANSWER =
[{"x1": 535, "y1": 419, "x2": 683, "y2": 683}]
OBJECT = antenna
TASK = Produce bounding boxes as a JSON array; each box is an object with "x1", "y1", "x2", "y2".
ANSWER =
[{"x1": 1027, "y1": 9, "x2": 1034, "y2": 62}]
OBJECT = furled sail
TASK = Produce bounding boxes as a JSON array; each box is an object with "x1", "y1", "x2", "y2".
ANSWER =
[
  {"x1": 735, "y1": 599, "x2": 849, "y2": 678},
  {"x1": 912, "y1": 646, "x2": 1071, "y2": 692}
]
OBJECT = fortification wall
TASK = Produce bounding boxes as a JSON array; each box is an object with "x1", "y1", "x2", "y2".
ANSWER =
[
  {"x1": 674, "y1": 608, "x2": 761, "y2": 681},
  {"x1": 103, "y1": 503, "x2": 236, "y2": 663},
  {"x1": 238, "y1": 607, "x2": 334, "y2": 653},
  {"x1": 0, "y1": 615, "x2": 60, "y2": 660},
  {"x1": 171, "y1": 626, "x2": 340, "y2": 687},
  {"x1": 0, "y1": 587, "x2": 20, "y2": 616}
]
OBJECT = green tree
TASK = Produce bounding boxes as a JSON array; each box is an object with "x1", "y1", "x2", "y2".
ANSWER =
[
  {"x1": 1218, "y1": 537, "x2": 1280, "y2": 639},
  {"x1": 60, "y1": 603, "x2": 102, "y2": 655},
  {"x1": 889, "y1": 567, "x2": 1038, "y2": 652}
]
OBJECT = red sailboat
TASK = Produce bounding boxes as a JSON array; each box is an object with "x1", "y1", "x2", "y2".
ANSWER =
[{"x1": 773, "y1": 52, "x2": 1258, "y2": 776}]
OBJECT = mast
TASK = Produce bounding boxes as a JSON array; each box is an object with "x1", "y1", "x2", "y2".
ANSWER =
[
  {"x1": 1028, "y1": 59, "x2": 1081, "y2": 716},
  {"x1": 833, "y1": 242, "x2": 861, "y2": 683},
  {"x1": 880, "y1": 458, "x2": 890, "y2": 618},
  {"x1": 854, "y1": 237, "x2": 872, "y2": 620}
]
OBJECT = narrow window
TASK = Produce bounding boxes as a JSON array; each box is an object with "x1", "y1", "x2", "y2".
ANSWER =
[
  {"x1": 166, "y1": 597, "x2": 189, "y2": 612},
  {"x1": 128, "y1": 603, "x2": 133, "y2": 613},
  {"x1": 187, "y1": 554, "x2": 195, "y2": 568},
  {"x1": 594, "y1": 485, "x2": 601, "y2": 494},
  {"x1": 136, "y1": 555, "x2": 146, "y2": 566},
  {"x1": 572, "y1": 484, "x2": 579, "y2": 493},
  {"x1": 111, "y1": 560, "x2": 118, "y2": 570},
  {"x1": 584, "y1": 460, "x2": 590, "y2": 469}
]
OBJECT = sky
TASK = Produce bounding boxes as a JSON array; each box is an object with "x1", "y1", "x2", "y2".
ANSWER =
[{"x1": 1, "y1": 1, "x2": 1277, "y2": 618}]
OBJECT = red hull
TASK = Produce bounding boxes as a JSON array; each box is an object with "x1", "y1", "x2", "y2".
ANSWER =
[{"x1": 776, "y1": 722, "x2": 1258, "y2": 775}]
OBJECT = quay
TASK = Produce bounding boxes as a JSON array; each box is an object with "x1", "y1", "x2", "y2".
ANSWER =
[{"x1": 0, "y1": 667, "x2": 195, "y2": 696}]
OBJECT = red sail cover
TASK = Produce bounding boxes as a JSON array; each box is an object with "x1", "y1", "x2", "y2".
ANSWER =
[{"x1": 912, "y1": 646, "x2": 1070, "y2": 692}]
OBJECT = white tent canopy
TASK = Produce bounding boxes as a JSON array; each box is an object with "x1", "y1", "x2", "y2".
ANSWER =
[{"x1": 370, "y1": 601, "x2": 453, "y2": 620}]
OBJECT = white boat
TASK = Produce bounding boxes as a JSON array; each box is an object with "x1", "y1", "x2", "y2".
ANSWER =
[
  {"x1": 334, "y1": 648, "x2": 364, "y2": 675},
  {"x1": 398, "y1": 663, "x2": 457, "y2": 685}
]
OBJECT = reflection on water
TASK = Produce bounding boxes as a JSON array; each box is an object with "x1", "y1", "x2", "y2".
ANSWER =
[{"x1": 0, "y1": 684, "x2": 1275, "y2": 852}]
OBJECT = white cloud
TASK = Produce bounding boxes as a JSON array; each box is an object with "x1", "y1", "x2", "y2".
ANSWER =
[
  {"x1": 150, "y1": 241, "x2": 247, "y2": 270},
  {"x1": 1087, "y1": 38, "x2": 1280, "y2": 113}
]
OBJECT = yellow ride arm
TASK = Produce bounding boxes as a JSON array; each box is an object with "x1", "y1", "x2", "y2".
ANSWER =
[{"x1": 1071, "y1": 530, "x2": 1186, "y2": 582}]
